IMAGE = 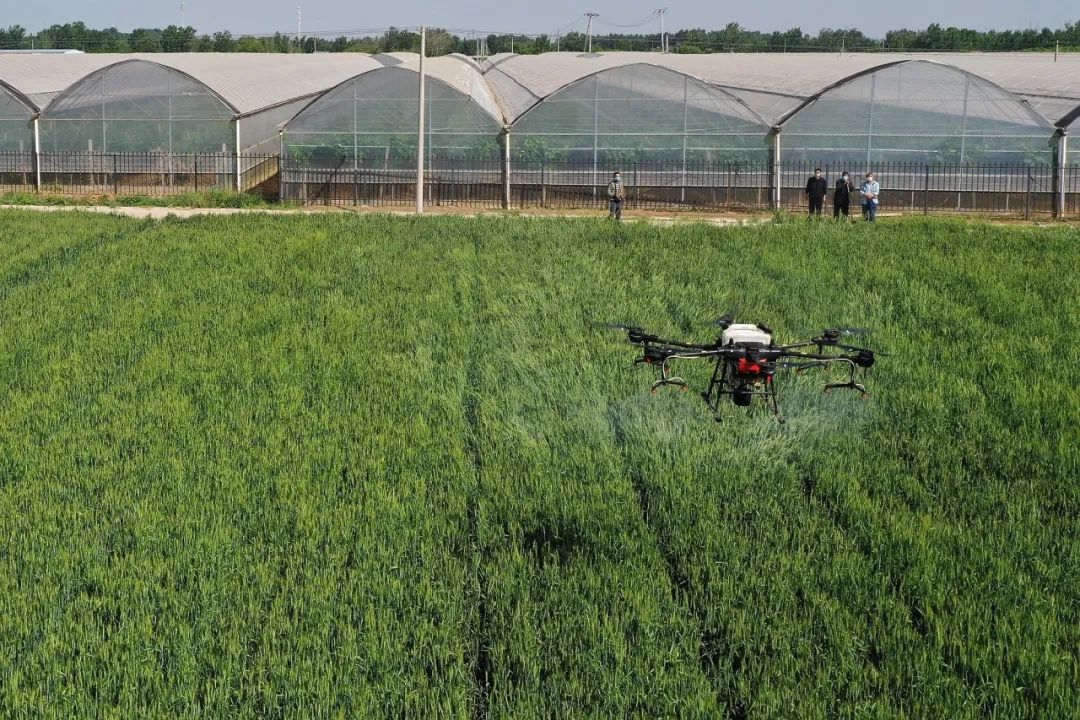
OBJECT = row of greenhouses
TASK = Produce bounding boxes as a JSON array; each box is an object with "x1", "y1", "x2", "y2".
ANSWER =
[{"x1": 1, "y1": 51, "x2": 1078, "y2": 211}]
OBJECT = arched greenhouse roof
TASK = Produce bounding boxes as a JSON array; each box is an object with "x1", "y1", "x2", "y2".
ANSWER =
[
  {"x1": 0, "y1": 53, "x2": 121, "y2": 110},
  {"x1": 291, "y1": 54, "x2": 504, "y2": 125},
  {"x1": 0, "y1": 53, "x2": 384, "y2": 116},
  {"x1": 772, "y1": 59, "x2": 1054, "y2": 131},
  {"x1": 3, "y1": 50, "x2": 1079, "y2": 133},
  {"x1": 483, "y1": 51, "x2": 1080, "y2": 128},
  {"x1": 0, "y1": 78, "x2": 35, "y2": 118},
  {"x1": 510, "y1": 61, "x2": 770, "y2": 130}
]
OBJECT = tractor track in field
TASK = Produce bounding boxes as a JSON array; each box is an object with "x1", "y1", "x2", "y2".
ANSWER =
[
  {"x1": 0, "y1": 220, "x2": 154, "y2": 303},
  {"x1": 462, "y1": 236, "x2": 493, "y2": 720},
  {"x1": 607, "y1": 410, "x2": 750, "y2": 717}
]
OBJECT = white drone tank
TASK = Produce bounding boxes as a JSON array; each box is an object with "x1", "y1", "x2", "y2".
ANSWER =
[{"x1": 721, "y1": 323, "x2": 772, "y2": 348}]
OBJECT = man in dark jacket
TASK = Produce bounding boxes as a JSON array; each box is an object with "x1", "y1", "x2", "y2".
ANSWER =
[
  {"x1": 833, "y1": 171, "x2": 854, "y2": 220},
  {"x1": 805, "y1": 168, "x2": 827, "y2": 217}
]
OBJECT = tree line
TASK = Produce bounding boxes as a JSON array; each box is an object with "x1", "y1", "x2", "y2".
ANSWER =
[{"x1": 1, "y1": 20, "x2": 1078, "y2": 55}]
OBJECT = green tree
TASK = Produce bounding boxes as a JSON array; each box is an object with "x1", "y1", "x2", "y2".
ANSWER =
[
  {"x1": 212, "y1": 31, "x2": 236, "y2": 53},
  {"x1": 129, "y1": 28, "x2": 163, "y2": 52},
  {"x1": 161, "y1": 25, "x2": 196, "y2": 52}
]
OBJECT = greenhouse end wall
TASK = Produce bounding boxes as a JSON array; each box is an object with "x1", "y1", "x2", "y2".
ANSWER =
[
  {"x1": 778, "y1": 61, "x2": 1055, "y2": 167},
  {"x1": 282, "y1": 67, "x2": 503, "y2": 171},
  {"x1": 509, "y1": 63, "x2": 770, "y2": 165},
  {"x1": 39, "y1": 60, "x2": 235, "y2": 155}
]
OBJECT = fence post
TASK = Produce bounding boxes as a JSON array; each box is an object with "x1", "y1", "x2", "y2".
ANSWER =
[
  {"x1": 32, "y1": 117, "x2": 42, "y2": 193},
  {"x1": 770, "y1": 129, "x2": 781, "y2": 209},
  {"x1": 1025, "y1": 167, "x2": 1033, "y2": 221},
  {"x1": 501, "y1": 127, "x2": 511, "y2": 210},
  {"x1": 923, "y1": 164, "x2": 929, "y2": 215},
  {"x1": 633, "y1": 162, "x2": 639, "y2": 208},
  {"x1": 540, "y1": 159, "x2": 546, "y2": 207},
  {"x1": 449, "y1": 157, "x2": 456, "y2": 206},
  {"x1": 194, "y1": 154, "x2": 199, "y2": 192},
  {"x1": 112, "y1": 154, "x2": 118, "y2": 195},
  {"x1": 1053, "y1": 131, "x2": 1067, "y2": 219},
  {"x1": 728, "y1": 162, "x2": 735, "y2": 208}
]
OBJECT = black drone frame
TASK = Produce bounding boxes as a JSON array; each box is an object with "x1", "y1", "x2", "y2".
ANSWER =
[{"x1": 618, "y1": 324, "x2": 878, "y2": 423}]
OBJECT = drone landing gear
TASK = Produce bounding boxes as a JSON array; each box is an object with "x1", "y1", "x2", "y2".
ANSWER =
[
  {"x1": 650, "y1": 378, "x2": 689, "y2": 393},
  {"x1": 820, "y1": 359, "x2": 870, "y2": 399},
  {"x1": 823, "y1": 381, "x2": 869, "y2": 399},
  {"x1": 648, "y1": 358, "x2": 690, "y2": 394}
]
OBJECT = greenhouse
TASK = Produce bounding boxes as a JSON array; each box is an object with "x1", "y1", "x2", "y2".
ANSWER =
[
  {"x1": 775, "y1": 60, "x2": 1055, "y2": 165},
  {"x1": 39, "y1": 59, "x2": 236, "y2": 155},
  {"x1": 1, "y1": 53, "x2": 381, "y2": 191},
  {"x1": 506, "y1": 63, "x2": 769, "y2": 165},
  {"x1": 281, "y1": 54, "x2": 505, "y2": 204},
  {"x1": 282, "y1": 54, "x2": 503, "y2": 165},
  {"x1": 1, "y1": 50, "x2": 1078, "y2": 213}
]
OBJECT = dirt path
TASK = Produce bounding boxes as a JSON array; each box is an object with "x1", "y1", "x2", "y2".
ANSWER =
[{"x1": 0, "y1": 203, "x2": 772, "y2": 226}]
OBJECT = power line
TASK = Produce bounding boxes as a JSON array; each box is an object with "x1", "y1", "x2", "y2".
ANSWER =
[{"x1": 594, "y1": 11, "x2": 658, "y2": 30}]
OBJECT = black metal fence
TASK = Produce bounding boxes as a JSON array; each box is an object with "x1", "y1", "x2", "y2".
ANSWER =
[
  {"x1": 281, "y1": 156, "x2": 1078, "y2": 217},
  {"x1": 3, "y1": 150, "x2": 1079, "y2": 217},
  {"x1": 0, "y1": 151, "x2": 279, "y2": 196},
  {"x1": 0, "y1": 151, "x2": 34, "y2": 194},
  {"x1": 279, "y1": 157, "x2": 504, "y2": 207}
]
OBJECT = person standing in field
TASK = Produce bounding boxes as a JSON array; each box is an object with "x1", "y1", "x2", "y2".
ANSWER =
[
  {"x1": 833, "y1": 171, "x2": 854, "y2": 221},
  {"x1": 805, "y1": 168, "x2": 827, "y2": 217},
  {"x1": 860, "y1": 171, "x2": 880, "y2": 222},
  {"x1": 607, "y1": 171, "x2": 624, "y2": 221}
]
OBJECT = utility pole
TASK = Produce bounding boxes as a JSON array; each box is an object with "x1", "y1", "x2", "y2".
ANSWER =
[
  {"x1": 297, "y1": 7, "x2": 302, "y2": 49},
  {"x1": 180, "y1": 2, "x2": 185, "y2": 26},
  {"x1": 585, "y1": 12, "x2": 598, "y2": 53},
  {"x1": 416, "y1": 26, "x2": 427, "y2": 215},
  {"x1": 556, "y1": 33, "x2": 561, "y2": 52},
  {"x1": 657, "y1": 8, "x2": 667, "y2": 53}
]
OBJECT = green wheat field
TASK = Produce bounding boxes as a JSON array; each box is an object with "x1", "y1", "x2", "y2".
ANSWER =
[{"x1": 0, "y1": 209, "x2": 1076, "y2": 718}]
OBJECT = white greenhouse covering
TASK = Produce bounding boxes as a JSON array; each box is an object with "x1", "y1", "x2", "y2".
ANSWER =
[
  {"x1": 283, "y1": 55, "x2": 505, "y2": 165},
  {"x1": 2, "y1": 51, "x2": 1078, "y2": 157}
]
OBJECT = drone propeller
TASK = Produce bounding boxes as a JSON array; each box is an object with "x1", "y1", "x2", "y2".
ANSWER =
[
  {"x1": 829, "y1": 341, "x2": 889, "y2": 358},
  {"x1": 831, "y1": 326, "x2": 872, "y2": 337},
  {"x1": 712, "y1": 305, "x2": 741, "y2": 329},
  {"x1": 822, "y1": 327, "x2": 875, "y2": 341},
  {"x1": 595, "y1": 322, "x2": 642, "y2": 332}
]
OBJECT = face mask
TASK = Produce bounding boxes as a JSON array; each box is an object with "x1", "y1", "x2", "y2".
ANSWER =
[
  {"x1": 842, "y1": 175, "x2": 848, "y2": 180},
  {"x1": 614, "y1": 176, "x2": 620, "y2": 181}
]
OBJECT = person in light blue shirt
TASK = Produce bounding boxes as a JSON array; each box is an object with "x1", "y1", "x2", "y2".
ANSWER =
[{"x1": 859, "y1": 172, "x2": 880, "y2": 222}]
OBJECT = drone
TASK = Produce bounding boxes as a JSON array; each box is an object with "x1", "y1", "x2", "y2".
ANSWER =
[{"x1": 602, "y1": 316, "x2": 881, "y2": 423}]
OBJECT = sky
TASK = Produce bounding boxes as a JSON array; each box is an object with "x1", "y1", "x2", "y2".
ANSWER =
[{"x1": 5, "y1": 1, "x2": 1077, "y2": 38}]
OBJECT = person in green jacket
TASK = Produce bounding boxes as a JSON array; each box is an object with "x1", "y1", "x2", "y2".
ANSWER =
[{"x1": 607, "y1": 171, "x2": 624, "y2": 221}]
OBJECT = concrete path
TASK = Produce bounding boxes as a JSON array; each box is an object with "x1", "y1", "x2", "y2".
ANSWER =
[{"x1": 0, "y1": 203, "x2": 769, "y2": 226}]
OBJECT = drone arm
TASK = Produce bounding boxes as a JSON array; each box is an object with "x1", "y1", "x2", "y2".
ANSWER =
[
  {"x1": 770, "y1": 340, "x2": 821, "y2": 352},
  {"x1": 775, "y1": 348, "x2": 875, "y2": 368}
]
